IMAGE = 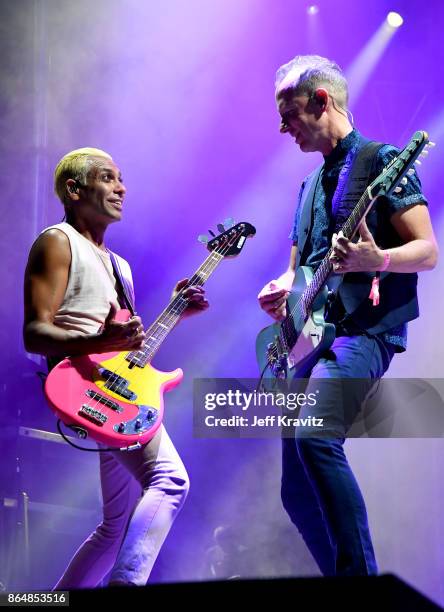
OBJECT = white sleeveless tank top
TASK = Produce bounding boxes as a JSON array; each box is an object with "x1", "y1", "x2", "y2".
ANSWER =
[{"x1": 41, "y1": 222, "x2": 134, "y2": 335}]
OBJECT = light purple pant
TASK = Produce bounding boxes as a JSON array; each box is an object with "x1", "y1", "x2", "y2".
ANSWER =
[{"x1": 54, "y1": 426, "x2": 189, "y2": 588}]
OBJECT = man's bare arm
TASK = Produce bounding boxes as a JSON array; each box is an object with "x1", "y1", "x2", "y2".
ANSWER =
[
  {"x1": 23, "y1": 230, "x2": 145, "y2": 356},
  {"x1": 330, "y1": 205, "x2": 438, "y2": 274},
  {"x1": 386, "y1": 204, "x2": 439, "y2": 272}
]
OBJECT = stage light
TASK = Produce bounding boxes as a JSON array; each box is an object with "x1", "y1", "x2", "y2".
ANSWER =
[
  {"x1": 307, "y1": 5, "x2": 319, "y2": 16},
  {"x1": 386, "y1": 11, "x2": 403, "y2": 28},
  {"x1": 346, "y1": 12, "x2": 403, "y2": 107}
]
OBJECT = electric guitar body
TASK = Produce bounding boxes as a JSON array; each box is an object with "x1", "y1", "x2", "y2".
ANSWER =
[{"x1": 45, "y1": 309, "x2": 183, "y2": 449}]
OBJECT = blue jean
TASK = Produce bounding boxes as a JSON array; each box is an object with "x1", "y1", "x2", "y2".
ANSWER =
[
  {"x1": 54, "y1": 426, "x2": 189, "y2": 588},
  {"x1": 281, "y1": 334, "x2": 394, "y2": 576}
]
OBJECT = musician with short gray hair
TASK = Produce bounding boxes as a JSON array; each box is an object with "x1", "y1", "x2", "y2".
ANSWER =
[{"x1": 258, "y1": 54, "x2": 438, "y2": 576}]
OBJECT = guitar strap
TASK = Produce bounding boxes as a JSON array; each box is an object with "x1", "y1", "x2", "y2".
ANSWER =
[
  {"x1": 332, "y1": 140, "x2": 383, "y2": 235},
  {"x1": 108, "y1": 250, "x2": 136, "y2": 317},
  {"x1": 297, "y1": 139, "x2": 383, "y2": 270}
]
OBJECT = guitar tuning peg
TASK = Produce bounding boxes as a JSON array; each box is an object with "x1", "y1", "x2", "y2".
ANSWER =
[
  {"x1": 394, "y1": 187, "x2": 403, "y2": 193},
  {"x1": 198, "y1": 234, "x2": 209, "y2": 244},
  {"x1": 208, "y1": 229, "x2": 216, "y2": 237},
  {"x1": 415, "y1": 159, "x2": 422, "y2": 165},
  {"x1": 407, "y1": 168, "x2": 415, "y2": 175},
  {"x1": 401, "y1": 177, "x2": 408, "y2": 185},
  {"x1": 420, "y1": 150, "x2": 429, "y2": 156},
  {"x1": 217, "y1": 223, "x2": 225, "y2": 233},
  {"x1": 428, "y1": 141, "x2": 436, "y2": 147},
  {"x1": 223, "y1": 217, "x2": 235, "y2": 229}
]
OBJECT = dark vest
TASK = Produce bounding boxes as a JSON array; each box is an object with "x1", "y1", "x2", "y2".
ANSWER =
[{"x1": 295, "y1": 138, "x2": 419, "y2": 335}]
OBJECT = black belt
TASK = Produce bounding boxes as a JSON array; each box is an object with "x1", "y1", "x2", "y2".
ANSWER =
[{"x1": 334, "y1": 320, "x2": 368, "y2": 337}]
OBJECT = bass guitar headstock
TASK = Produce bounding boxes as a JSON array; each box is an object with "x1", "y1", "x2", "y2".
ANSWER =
[{"x1": 198, "y1": 219, "x2": 256, "y2": 257}]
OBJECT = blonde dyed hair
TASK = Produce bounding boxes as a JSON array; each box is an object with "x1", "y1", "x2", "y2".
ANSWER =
[{"x1": 54, "y1": 147, "x2": 113, "y2": 205}]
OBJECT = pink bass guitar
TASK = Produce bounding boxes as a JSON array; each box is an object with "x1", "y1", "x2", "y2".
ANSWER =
[{"x1": 45, "y1": 221, "x2": 255, "y2": 450}]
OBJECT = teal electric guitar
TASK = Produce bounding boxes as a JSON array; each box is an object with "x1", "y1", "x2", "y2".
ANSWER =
[{"x1": 256, "y1": 130, "x2": 432, "y2": 380}]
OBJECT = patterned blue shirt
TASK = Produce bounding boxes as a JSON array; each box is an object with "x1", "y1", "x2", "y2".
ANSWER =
[{"x1": 289, "y1": 128, "x2": 428, "y2": 351}]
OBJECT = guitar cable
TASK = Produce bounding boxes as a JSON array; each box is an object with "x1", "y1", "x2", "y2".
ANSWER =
[
  {"x1": 56, "y1": 419, "x2": 139, "y2": 453},
  {"x1": 37, "y1": 362, "x2": 125, "y2": 452},
  {"x1": 255, "y1": 361, "x2": 271, "y2": 393}
]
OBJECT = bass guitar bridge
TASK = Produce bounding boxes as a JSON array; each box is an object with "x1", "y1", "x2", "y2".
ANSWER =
[{"x1": 267, "y1": 341, "x2": 288, "y2": 379}]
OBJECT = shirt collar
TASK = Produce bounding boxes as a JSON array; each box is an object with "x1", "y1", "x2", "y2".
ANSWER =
[{"x1": 323, "y1": 128, "x2": 361, "y2": 167}]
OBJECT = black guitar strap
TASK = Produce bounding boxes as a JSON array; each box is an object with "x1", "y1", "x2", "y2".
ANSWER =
[
  {"x1": 327, "y1": 140, "x2": 385, "y2": 322},
  {"x1": 296, "y1": 140, "x2": 383, "y2": 269},
  {"x1": 332, "y1": 140, "x2": 383, "y2": 235}
]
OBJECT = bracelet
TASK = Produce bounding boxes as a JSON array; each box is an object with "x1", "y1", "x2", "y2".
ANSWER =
[{"x1": 378, "y1": 251, "x2": 391, "y2": 272}]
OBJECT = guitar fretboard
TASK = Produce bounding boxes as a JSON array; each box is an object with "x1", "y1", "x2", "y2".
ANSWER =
[
  {"x1": 284, "y1": 187, "x2": 373, "y2": 340},
  {"x1": 126, "y1": 252, "x2": 224, "y2": 367}
]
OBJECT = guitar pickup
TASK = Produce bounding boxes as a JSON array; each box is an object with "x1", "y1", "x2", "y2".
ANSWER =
[
  {"x1": 98, "y1": 367, "x2": 137, "y2": 401},
  {"x1": 85, "y1": 389, "x2": 123, "y2": 412}
]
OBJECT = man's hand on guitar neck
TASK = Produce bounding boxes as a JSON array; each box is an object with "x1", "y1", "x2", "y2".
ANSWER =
[
  {"x1": 172, "y1": 278, "x2": 209, "y2": 320},
  {"x1": 330, "y1": 209, "x2": 438, "y2": 274},
  {"x1": 329, "y1": 219, "x2": 385, "y2": 273}
]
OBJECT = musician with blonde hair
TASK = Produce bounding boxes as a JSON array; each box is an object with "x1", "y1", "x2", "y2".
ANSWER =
[{"x1": 24, "y1": 147, "x2": 208, "y2": 587}]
